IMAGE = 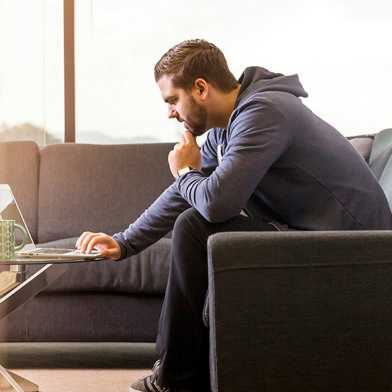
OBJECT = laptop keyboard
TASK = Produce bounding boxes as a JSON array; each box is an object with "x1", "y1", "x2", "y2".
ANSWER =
[
  {"x1": 35, "y1": 248, "x2": 75, "y2": 254},
  {"x1": 35, "y1": 248, "x2": 99, "y2": 255}
]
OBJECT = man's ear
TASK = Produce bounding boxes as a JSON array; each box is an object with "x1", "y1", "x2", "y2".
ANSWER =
[{"x1": 194, "y1": 78, "x2": 208, "y2": 100}]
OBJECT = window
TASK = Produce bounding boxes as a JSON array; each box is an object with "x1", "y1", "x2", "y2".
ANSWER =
[
  {"x1": 75, "y1": 0, "x2": 182, "y2": 143},
  {"x1": 1, "y1": 1, "x2": 391, "y2": 145},
  {"x1": 0, "y1": 0, "x2": 64, "y2": 147}
]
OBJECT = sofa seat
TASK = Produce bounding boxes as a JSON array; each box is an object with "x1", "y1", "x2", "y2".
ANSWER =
[
  {"x1": 0, "y1": 291, "x2": 164, "y2": 342},
  {"x1": 27, "y1": 237, "x2": 171, "y2": 295}
]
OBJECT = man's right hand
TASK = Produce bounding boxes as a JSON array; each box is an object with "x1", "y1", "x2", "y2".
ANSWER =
[{"x1": 76, "y1": 232, "x2": 122, "y2": 261}]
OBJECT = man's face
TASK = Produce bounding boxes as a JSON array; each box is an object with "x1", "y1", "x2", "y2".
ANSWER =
[{"x1": 158, "y1": 75, "x2": 208, "y2": 137}]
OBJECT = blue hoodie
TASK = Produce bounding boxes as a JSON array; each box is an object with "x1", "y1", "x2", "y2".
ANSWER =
[{"x1": 113, "y1": 66, "x2": 392, "y2": 259}]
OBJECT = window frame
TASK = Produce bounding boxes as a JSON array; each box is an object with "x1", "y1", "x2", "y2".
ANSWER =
[{"x1": 64, "y1": 0, "x2": 75, "y2": 143}]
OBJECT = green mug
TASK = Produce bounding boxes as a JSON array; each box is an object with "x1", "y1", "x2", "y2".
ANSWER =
[{"x1": 0, "y1": 220, "x2": 29, "y2": 260}]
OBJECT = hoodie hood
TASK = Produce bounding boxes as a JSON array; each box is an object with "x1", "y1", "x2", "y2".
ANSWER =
[{"x1": 236, "y1": 66, "x2": 308, "y2": 105}]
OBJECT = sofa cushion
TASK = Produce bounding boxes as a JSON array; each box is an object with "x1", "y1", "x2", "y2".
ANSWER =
[
  {"x1": 0, "y1": 293, "x2": 163, "y2": 342},
  {"x1": 27, "y1": 236, "x2": 171, "y2": 295},
  {"x1": 348, "y1": 135, "x2": 374, "y2": 162},
  {"x1": 368, "y1": 128, "x2": 392, "y2": 211},
  {"x1": 38, "y1": 143, "x2": 174, "y2": 243},
  {"x1": 0, "y1": 141, "x2": 40, "y2": 242}
]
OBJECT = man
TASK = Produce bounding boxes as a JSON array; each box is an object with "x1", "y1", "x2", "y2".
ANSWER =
[{"x1": 76, "y1": 39, "x2": 392, "y2": 392}]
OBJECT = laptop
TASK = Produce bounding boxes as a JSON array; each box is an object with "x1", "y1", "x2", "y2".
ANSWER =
[{"x1": 0, "y1": 184, "x2": 103, "y2": 260}]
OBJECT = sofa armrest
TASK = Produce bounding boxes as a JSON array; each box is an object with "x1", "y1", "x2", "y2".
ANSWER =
[{"x1": 207, "y1": 230, "x2": 392, "y2": 392}]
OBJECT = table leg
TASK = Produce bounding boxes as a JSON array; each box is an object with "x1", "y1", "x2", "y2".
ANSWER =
[
  {"x1": 0, "y1": 364, "x2": 38, "y2": 391},
  {"x1": 0, "y1": 272, "x2": 20, "y2": 296},
  {"x1": 0, "y1": 265, "x2": 26, "y2": 296},
  {"x1": 10, "y1": 265, "x2": 26, "y2": 282},
  {"x1": 0, "y1": 263, "x2": 66, "y2": 391}
]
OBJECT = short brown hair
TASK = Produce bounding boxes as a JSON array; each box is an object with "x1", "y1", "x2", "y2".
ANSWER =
[{"x1": 154, "y1": 39, "x2": 238, "y2": 92}]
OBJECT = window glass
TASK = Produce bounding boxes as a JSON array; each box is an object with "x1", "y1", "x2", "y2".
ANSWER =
[
  {"x1": 0, "y1": 0, "x2": 64, "y2": 147},
  {"x1": 76, "y1": 0, "x2": 182, "y2": 144},
  {"x1": 76, "y1": 0, "x2": 391, "y2": 143}
]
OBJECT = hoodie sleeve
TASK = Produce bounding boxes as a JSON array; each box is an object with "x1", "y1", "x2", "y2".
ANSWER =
[
  {"x1": 112, "y1": 182, "x2": 190, "y2": 259},
  {"x1": 112, "y1": 130, "x2": 220, "y2": 260},
  {"x1": 177, "y1": 99, "x2": 292, "y2": 223}
]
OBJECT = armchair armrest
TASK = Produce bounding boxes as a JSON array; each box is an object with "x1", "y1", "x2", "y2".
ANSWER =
[{"x1": 207, "y1": 230, "x2": 392, "y2": 392}]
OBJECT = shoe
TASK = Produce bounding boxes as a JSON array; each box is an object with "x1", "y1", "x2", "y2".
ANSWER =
[
  {"x1": 129, "y1": 360, "x2": 169, "y2": 392},
  {"x1": 129, "y1": 359, "x2": 197, "y2": 392}
]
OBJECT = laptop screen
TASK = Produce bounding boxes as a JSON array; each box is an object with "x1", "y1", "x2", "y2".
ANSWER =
[{"x1": 0, "y1": 184, "x2": 35, "y2": 250}]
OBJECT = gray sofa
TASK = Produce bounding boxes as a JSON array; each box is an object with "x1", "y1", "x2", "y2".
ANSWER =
[{"x1": 1, "y1": 129, "x2": 392, "y2": 391}]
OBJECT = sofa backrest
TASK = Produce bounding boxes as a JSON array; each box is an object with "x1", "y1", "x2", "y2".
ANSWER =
[
  {"x1": 368, "y1": 128, "x2": 392, "y2": 211},
  {"x1": 0, "y1": 141, "x2": 40, "y2": 242},
  {"x1": 0, "y1": 133, "x2": 385, "y2": 245},
  {"x1": 38, "y1": 143, "x2": 174, "y2": 243},
  {"x1": 348, "y1": 135, "x2": 374, "y2": 162}
]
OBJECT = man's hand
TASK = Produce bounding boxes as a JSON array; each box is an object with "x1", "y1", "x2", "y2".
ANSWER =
[
  {"x1": 76, "y1": 232, "x2": 122, "y2": 261},
  {"x1": 168, "y1": 131, "x2": 202, "y2": 178}
]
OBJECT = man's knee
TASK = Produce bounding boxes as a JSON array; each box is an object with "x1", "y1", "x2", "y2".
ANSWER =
[{"x1": 172, "y1": 208, "x2": 207, "y2": 239}]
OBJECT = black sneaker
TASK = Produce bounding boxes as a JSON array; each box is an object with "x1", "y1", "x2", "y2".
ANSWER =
[
  {"x1": 129, "y1": 360, "x2": 169, "y2": 392},
  {"x1": 129, "y1": 360, "x2": 196, "y2": 392}
]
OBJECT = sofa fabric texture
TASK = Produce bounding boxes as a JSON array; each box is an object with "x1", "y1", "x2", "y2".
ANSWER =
[
  {"x1": 38, "y1": 143, "x2": 173, "y2": 243},
  {"x1": 0, "y1": 292, "x2": 163, "y2": 342},
  {"x1": 369, "y1": 129, "x2": 392, "y2": 211},
  {"x1": 347, "y1": 135, "x2": 374, "y2": 162},
  {"x1": 208, "y1": 230, "x2": 392, "y2": 392},
  {"x1": 0, "y1": 141, "x2": 40, "y2": 241}
]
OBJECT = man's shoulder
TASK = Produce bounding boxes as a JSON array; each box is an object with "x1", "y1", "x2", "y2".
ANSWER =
[
  {"x1": 228, "y1": 92, "x2": 292, "y2": 134},
  {"x1": 235, "y1": 89, "x2": 301, "y2": 115}
]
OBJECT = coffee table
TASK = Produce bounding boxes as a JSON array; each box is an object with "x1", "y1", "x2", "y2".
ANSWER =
[{"x1": 0, "y1": 257, "x2": 102, "y2": 392}]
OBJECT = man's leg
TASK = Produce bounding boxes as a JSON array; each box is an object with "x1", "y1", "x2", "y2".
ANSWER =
[{"x1": 156, "y1": 208, "x2": 278, "y2": 390}]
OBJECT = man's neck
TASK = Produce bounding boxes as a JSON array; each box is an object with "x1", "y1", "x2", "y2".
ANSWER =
[{"x1": 211, "y1": 84, "x2": 241, "y2": 129}]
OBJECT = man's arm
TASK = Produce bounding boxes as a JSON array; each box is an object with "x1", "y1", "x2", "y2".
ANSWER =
[
  {"x1": 112, "y1": 130, "x2": 220, "y2": 258},
  {"x1": 77, "y1": 130, "x2": 220, "y2": 260},
  {"x1": 176, "y1": 100, "x2": 292, "y2": 223},
  {"x1": 112, "y1": 182, "x2": 190, "y2": 259},
  {"x1": 77, "y1": 183, "x2": 190, "y2": 260}
]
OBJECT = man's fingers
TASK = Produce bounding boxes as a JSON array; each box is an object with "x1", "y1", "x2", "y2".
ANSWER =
[
  {"x1": 80, "y1": 233, "x2": 101, "y2": 252},
  {"x1": 76, "y1": 231, "x2": 92, "y2": 248},
  {"x1": 76, "y1": 231, "x2": 93, "y2": 248},
  {"x1": 85, "y1": 234, "x2": 108, "y2": 253}
]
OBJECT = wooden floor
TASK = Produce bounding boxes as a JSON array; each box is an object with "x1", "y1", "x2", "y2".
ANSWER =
[
  {"x1": 5, "y1": 368, "x2": 151, "y2": 392},
  {"x1": 0, "y1": 342, "x2": 157, "y2": 392}
]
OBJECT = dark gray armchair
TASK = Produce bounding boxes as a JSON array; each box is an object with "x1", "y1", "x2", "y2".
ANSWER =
[{"x1": 207, "y1": 230, "x2": 392, "y2": 392}]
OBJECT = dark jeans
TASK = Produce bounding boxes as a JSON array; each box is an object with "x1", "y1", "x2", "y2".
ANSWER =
[{"x1": 156, "y1": 208, "x2": 278, "y2": 391}]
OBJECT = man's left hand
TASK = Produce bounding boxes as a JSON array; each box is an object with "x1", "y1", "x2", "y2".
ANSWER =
[{"x1": 168, "y1": 131, "x2": 202, "y2": 178}]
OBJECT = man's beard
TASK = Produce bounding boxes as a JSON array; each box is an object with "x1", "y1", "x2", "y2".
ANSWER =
[{"x1": 185, "y1": 97, "x2": 208, "y2": 136}]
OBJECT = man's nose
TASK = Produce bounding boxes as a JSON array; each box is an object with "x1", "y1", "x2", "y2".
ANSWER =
[{"x1": 168, "y1": 107, "x2": 178, "y2": 120}]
